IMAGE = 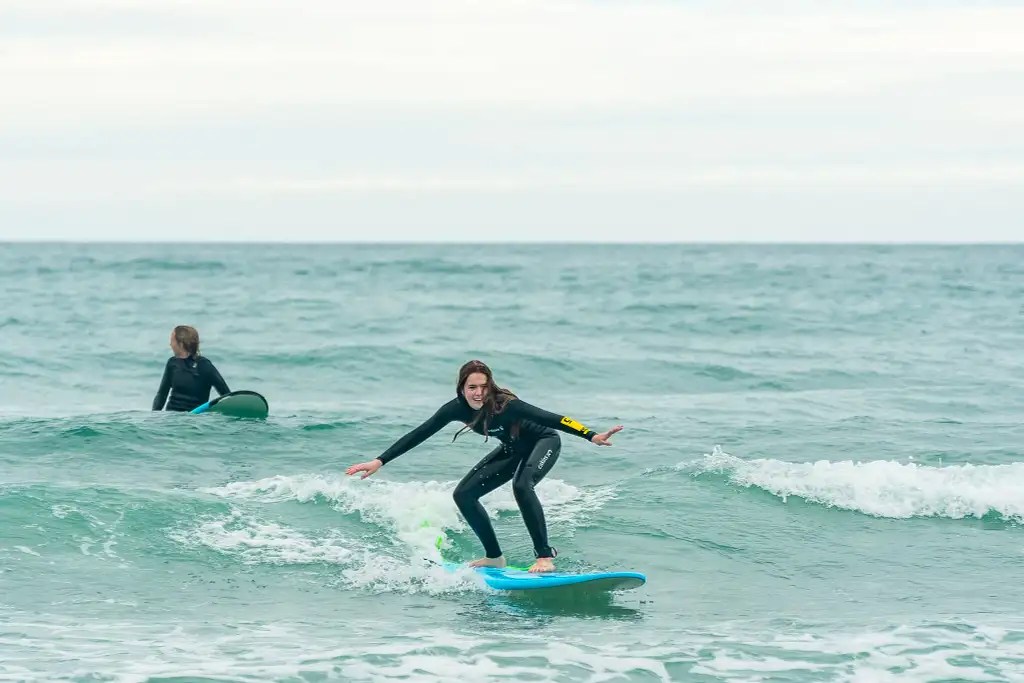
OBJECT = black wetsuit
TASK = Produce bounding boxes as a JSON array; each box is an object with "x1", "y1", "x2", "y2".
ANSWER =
[
  {"x1": 151, "y1": 355, "x2": 230, "y2": 412},
  {"x1": 376, "y1": 394, "x2": 596, "y2": 559}
]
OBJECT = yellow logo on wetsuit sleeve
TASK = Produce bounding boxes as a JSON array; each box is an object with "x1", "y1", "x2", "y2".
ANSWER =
[{"x1": 560, "y1": 416, "x2": 591, "y2": 435}]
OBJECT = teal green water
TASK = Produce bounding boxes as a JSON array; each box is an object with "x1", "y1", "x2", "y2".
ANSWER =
[{"x1": 3, "y1": 243, "x2": 1024, "y2": 682}]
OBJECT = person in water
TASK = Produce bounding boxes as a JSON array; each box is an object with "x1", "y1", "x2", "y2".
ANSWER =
[
  {"x1": 151, "y1": 325, "x2": 231, "y2": 412},
  {"x1": 345, "y1": 359, "x2": 623, "y2": 573}
]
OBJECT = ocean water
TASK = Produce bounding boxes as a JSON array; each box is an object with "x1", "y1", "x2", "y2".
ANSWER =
[{"x1": 2, "y1": 242, "x2": 1024, "y2": 682}]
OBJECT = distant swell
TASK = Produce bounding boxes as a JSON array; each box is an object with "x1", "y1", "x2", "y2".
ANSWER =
[
  {"x1": 103, "y1": 257, "x2": 227, "y2": 272},
  {"x1": 685, "y1": 446, "x2": 1024, "y2": 523}
]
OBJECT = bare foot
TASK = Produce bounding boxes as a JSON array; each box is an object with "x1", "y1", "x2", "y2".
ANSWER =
[
  {"x1": 468, "y1": 556, "x2": 506, "y2": 569},
  {"x1": 528, "y1": 557, "x2": 555, "y2": 573}
]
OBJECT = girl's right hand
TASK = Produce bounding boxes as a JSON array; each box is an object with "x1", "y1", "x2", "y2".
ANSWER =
[{"x1": 345, "y1": 459, "x2": 383, "y2": 479}]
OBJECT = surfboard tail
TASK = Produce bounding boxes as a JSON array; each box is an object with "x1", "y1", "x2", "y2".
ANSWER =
[{"x1": 190, "y1": 390, "x2": 269, "y2": 418}]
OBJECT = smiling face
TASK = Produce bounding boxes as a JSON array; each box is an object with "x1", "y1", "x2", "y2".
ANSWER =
[
  {"x1": 462, "y1": 371, "x2": 489, "y2": 410},
  {"x1": 451, "y1": 360, "x2": 518, "y2": 443}
]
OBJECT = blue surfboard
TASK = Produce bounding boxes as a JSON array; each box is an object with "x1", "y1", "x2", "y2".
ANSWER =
[
  {"x1": 190, "y1": 390, "x2": 269, "y2": 419},
  {"x1": 443, "y1": 562, "x2": 646, "y2": 592}
]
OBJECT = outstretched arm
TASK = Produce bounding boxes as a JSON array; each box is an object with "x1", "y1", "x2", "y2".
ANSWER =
[
  {"x1": 346, "y1": 399, "x2": 462, "y2": 478},
  {"x1": 151, "y1": 360, "x2": 173, "y2": 411},
  {"x1": 377, "y1": 401, "x2": 459, "y2": 464},
  {"x1": 505, "y1": 399, "x2": 622, "y2": 445}
]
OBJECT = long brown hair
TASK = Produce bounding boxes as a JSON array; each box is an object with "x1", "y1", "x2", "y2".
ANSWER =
[
  {"x1": 452, "y1": 359, "x2": 518, "y2": 443},
  {"x1": 173, "y1": 325, "x2": 201, "y2": 358}
]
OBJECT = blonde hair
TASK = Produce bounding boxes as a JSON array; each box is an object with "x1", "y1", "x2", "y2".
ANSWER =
[{"x1": 173, "y1": 325, "x2": 201, "y2": 357}]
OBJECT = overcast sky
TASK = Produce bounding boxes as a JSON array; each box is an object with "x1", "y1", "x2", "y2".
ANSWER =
[{"x1": 2, "y1": 0, "x2": 1022, "y2": 242}]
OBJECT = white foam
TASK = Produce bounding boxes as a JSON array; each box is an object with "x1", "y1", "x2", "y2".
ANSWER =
[
  {"x1": 204, "y1": 473, "x2": 612, "y2": 529},
  {"x1": 688, "y1": 446, "x2": 1024, "y2": 522},
  {"x1": 167, "y1": 504, "x2": 478, "y2": 595},
  {"x1": 201, "y1": 473, "x2": 615, "y2": 593},
  {"x1": 168, "y1": 508, "x2": 353, "y2": 566},
  {"x1": 48, "y1": 503, "x2": 127, "y2": 561},
  {"x1": 3, "y1": 618, "x2": 1024, "y2": 683},
  {"x1": 335, "y1": 548, "x2": 484, "y2": 595}
]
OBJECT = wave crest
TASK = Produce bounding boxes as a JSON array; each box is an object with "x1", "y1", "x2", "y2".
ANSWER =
[{"x1": 686, "y1": 446, "x2": 1024, "y2": 522}]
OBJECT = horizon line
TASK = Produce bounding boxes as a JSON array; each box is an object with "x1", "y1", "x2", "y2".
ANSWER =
[{"x1": 1, "y1": 239, "x2": 1022, "y2": 246}]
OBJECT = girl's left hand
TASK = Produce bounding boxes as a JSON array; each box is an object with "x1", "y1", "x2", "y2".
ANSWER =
[{"x1": 591, "y1": 425, "x2": 623, "y2": 446}]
